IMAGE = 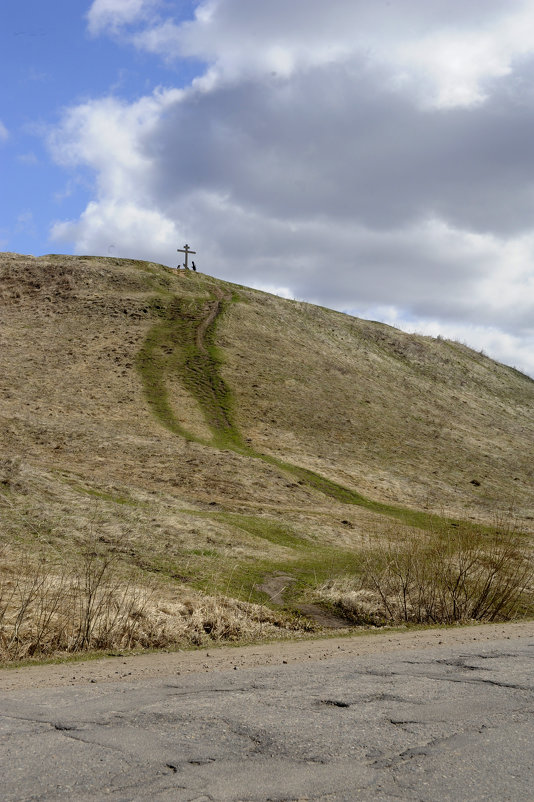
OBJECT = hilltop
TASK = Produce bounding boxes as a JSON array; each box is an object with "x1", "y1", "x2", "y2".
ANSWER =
[{"x1": 0, "y1": 252, "x2": 533, "y2": 658}]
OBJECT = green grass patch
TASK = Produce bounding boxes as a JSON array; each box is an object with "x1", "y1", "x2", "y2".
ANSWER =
[
  {"x1": 136, "y1": 293, "x2": 245, "y2": 448},
  {"x1": 183, "y1": 510, "x2": 367, "y2": 607},
  {"x1": 136, "y1": 317, "x2": 200, "y2": 441},
  {"x1": 189, "y1": 548, "x2": 220, "y2": 558},
  {"x1": 209, "y1": 511, "x2": 309, "y2": 549},
  {"x1": 168, "y1": 295, "x2": 245, "y2": 449}
]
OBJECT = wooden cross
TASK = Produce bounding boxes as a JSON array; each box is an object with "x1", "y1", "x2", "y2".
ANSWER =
[{"x1": 177, "y1": 243, "x2": 196, "y2": 269}]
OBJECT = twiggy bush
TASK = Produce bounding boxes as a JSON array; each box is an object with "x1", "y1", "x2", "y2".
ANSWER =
[
  {"x1": 0, "y1": 543, "x2": 302, "y2": 662},
  {"x1": 317, "y1": 526, "x2": 533, "y2": 626},
  {"x1": 0, "y1": 545, "x2": 155, "y2": 660}
]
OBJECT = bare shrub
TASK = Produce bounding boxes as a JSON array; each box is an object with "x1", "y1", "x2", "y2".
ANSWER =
[
  {"x1": 317, "y1": 526, "x2": 533, "y2": 626},
  {"x1": 0, "y1": 546, "x2": 157, "y2": 661},
  {"x1": 0, "y1": 541, "x2": 301, "y2": 662}
]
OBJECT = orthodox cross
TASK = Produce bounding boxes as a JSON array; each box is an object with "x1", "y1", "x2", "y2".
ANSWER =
[{"x1": 177, "y1": 243, "x2": 196, "y2": 269}]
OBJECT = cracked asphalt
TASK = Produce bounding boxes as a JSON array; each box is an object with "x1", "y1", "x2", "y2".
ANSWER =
[{"x1": 1, "y1": 630, "x2": 533, "y2": 801}]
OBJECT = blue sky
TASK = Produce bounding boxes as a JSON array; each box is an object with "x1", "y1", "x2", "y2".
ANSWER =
[
  {"x1": 2, "y1": 1, "x2": 534, "y2": 376},
  {"x1": 0, "y1": 0, "x2": 199, "y2": 254}
]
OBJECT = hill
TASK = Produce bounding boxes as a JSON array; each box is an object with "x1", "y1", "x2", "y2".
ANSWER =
[{"x1": 1, "y1": 252, "x2": 533, "y2": 659}]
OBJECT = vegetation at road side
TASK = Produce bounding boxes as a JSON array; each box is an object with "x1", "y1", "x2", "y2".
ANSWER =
[
  {"x1": 0, "y1": 540, "x2": 302, "y2": 662},
  {"x1": 315, "y1": 522, "x2": 534, "y2": 626},
  {"x1": 1, "y1": 510, "x2": 531, "y2": 662}
]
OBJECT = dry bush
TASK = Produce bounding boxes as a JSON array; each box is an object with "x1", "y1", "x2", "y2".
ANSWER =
[
  {"x1": 317, "y1": 526, "x2": 533, "y2": 626},
  {"x1": 0, "y1": 546, "x2": 155, "y2": 661},
  {"x1": 0, "y1": 542, "x2": 301, "y2": 663}
]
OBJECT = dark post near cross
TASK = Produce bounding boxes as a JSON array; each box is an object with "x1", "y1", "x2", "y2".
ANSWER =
[{"x1": 177, "y1": 244, "x2": 196, "y2": 269}]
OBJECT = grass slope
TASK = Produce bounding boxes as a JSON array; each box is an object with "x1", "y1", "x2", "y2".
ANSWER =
[
  {"x1": 0, "y1": 252, "x2": 533, "y2": 658},
  {"x1": 136, "y1": 267, "x2": 531, "y2": 538}
]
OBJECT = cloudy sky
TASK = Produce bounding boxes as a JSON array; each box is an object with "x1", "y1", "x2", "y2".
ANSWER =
[{"x1": 2, "y1": 1, "x2": 534, "y2": 376}]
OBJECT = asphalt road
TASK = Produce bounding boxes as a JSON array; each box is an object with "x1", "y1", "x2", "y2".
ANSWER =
[{"x1": 1, "y1": 633, "x2": 533, "y2": 801}]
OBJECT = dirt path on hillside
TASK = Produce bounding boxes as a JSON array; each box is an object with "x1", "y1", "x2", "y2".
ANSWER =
[
  {"x1": 1, "y1": 620, "x2": 532, "y2": 691},
  {"x1": 257, "y1": 572, "x2": 296, "y2": 603},
  {"x1": 195, "y1": 286, "x2": 231, "y2": 353},
  {"x1": 258, "y1": 572, "x2": 351, "y2": 628}
]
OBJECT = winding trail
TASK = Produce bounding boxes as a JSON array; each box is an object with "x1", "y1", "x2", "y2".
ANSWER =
[
  {"x1": 195, "y1": 286, "x2": 231, "y2": 353},
  {"x1": 137, "y1": 285, "x2": 241, "y2": 445}
]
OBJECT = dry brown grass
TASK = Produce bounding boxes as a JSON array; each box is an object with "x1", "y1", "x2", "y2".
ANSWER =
[
  {"x1": 1, "y1": 252, "x2": 533, "y2": 658},
  {"x1": 0, "y1": 541, "x2": 304, "y2": 662},
  {"x1": 220, "y1": 288, "x2": 534, "y2": 525},
  {"x1": 2, "y1": 252, "x2": 532, "y2": 530}
]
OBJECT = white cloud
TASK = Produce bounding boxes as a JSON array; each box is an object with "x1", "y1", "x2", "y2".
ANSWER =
[
  {"x1": 48, "y1": 88, "x2": 181, "y2": 198},
  {"x1": 52, "y1": 200, "x2": 178, "y2": 261},
  {"x1": 86, "y1": 1, "x2": 534, "y2": 111},
  {"x1": 0, "y1": 120, "x2": 8, "y2": 142},
  {"x1": 384, "y1": 2, "x2": 534, "y2": 108},
  {"x1": 48, "y1": 1, "x2": 534, "y2": 376},
  {"x1": 248, "y1": 282, "x2": 294, "y2": 300},
  {"x1": 86, "y1": 0, "x2": 160, "y2": 35},
  {"x1": 99, "y1": 0, "x2": 534, "y2": 109}
]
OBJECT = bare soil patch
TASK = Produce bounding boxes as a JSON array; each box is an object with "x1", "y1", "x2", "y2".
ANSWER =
[
  {"x1": 257, "y1": 572, "x2": 296, "y2": 603},
  {"x1": 258, "y1": 572, "x2": 350, "y2": 628}
]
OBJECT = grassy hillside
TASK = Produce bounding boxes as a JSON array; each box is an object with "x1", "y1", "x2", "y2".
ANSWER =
[{"x1": 0, "y1": 252, "x2": 532, "y2": 659}]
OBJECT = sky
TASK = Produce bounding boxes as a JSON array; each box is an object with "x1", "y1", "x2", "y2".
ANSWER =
[{"x1": 2, "y1": 1, "x2": 534, "y2": 377}]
